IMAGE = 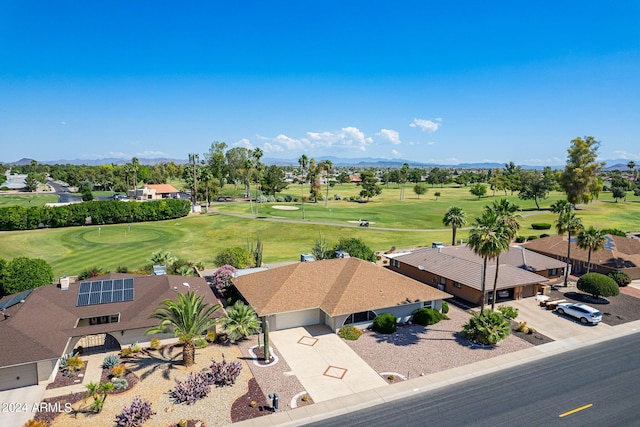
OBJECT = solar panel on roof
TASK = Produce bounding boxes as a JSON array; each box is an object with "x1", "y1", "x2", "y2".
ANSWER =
[
  {"x1": 0, "y1": 289, "x2": 33, "y2": 311},
  {"x1": 76, "y1": 278, "x2": 135, "y2": 306}
]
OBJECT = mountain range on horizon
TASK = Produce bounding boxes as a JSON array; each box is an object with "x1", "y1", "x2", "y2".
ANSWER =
[{"x1": 2, "y1": 156, "x2": 636, "y2": 171}]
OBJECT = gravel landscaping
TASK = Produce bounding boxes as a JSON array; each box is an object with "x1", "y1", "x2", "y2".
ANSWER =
[
  {"x1": 45, "y1": 362, "x2": 88, "y2": 390},
  {"x1": 552, "y1": 288, "x2": 640, "y2": 326},
  {"x1": 344, "y1": 305, "x2": 535, "y2": 378}
]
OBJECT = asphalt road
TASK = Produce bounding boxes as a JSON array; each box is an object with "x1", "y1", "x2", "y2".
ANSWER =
[{"x1": 309, "y1": 333, "x2": 640, "y2": 427}]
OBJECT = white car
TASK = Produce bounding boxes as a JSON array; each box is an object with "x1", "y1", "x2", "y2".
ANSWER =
[{"x1": 556, "y1": 303, "x2": 602, "y2": 325}]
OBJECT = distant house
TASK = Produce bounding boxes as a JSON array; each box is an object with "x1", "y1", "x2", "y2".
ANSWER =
[
  {"x1": 127, "y1": 184, "x2": 179, "y2": 200},
  {"x1": 349, "y1": 173, "x2": 362, "y2": 183},
  {"x1": 524, "y1": 234, "x2": 640, "y2": 280},
  {"x1": 387, "y1": 245, "x2": 565, "y2": 305},
  {"x1": 234, "y1": 257, "x2": 451, "y2": 332},
  {"x1": 0, "y1": 274, "x2": 220, "y2": 391}
]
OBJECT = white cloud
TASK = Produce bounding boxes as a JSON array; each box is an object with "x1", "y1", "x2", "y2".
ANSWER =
[
  {"x1": 377, "y1": 129, "x2": 401, "y2": 145},
  {"x1": 262, "y1": 142, "x2": 284, "y2": 153},
  {"x1": 523, "y1": 157, "x2": 564, "y2": 166},
  {"x1": 410, "y1": 118, "x2": 442, "y2": 133},
  {"x1": 391, "y1": 149, "x2": 401, "y2": 157},
  {"x1": 258, "y1": 126, "x2": 374, "y2": 153},
  {"x1": 232, "y1": 138, "x2": 254, "y2": 149},
  {"x1": 274, "y1": 134, "x2": 312, "y2": 150},
  {"x1": 427, "y1": 141, "x2": 435, "y2": 145},
  {"x1": 135, "y1": 150, "x2": 169, "y2": 158}
]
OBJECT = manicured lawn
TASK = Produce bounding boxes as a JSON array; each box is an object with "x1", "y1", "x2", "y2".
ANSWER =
[
  {"x1": 0, "y1": 193, "x2": 58, "y2": 207},
  {"x1": 1, "y1": 185, "x2": 639, "y2": 277}
]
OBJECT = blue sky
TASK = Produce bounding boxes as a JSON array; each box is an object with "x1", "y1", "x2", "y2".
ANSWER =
[{"x1": 1, "y1": 1, "x2": 639, "y2": 166}]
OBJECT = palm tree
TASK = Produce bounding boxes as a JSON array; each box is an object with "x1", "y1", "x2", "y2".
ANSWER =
[
  {"x1": 467, "y1": 210, "x2": 510, "y2": 314},
  {"x1": 628, "y1": 161, "x2": 636, "y2": 180},
  {"x1": 146, "y1": 292, "x2": 221, "y2": 366},
  {"x1": 442, "y1": 206, "x2": 467, "y2": 246},
  {"x1": 576, "y1": 226, "x2": 606, "y2": 274},
  {"x1": 85, "y1": 381, "x2": 115, "y2": 413},
  {"x1": 550, "y1": 199, "x2": 572, "y2": 215},
  {"x1": 150, "y1": 250, "x2": 176, "y2": 267},
  {"x1": 555, "y1": 211, "x2": 584, "y2": 286},
  {"x1": 131, "y1": 157, "x2": 140, "y2": 190},
  {"x1": 298, "y1": 154, "x2": 308, "y2": 219},
  {"x1": 220, "y1": 301, "x2": 261, "y2": 342},
  {"x1": 322, "y1": 160, "x2": 333, "y2": 208},
  {"x1": 188, "y1": 153, "x2": 199, "y2": 207},
  {"x1": 487, "y1": 199, "x2": 521, "y2": 310}
]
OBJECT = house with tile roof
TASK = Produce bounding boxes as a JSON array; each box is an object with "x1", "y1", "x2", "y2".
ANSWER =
[
  {"x1": 386, "y1": 245, "x2": 565, "y2": 305},
  {"x1": 0, "y1": 273, "x2": 221, "y2": 391},
  {"x1": 233, "y1": 257, "x2": 451, "y2": 332},
  {"x1": 127, "y1": 184, "x2": 180, "y2": 200},
  {"x1": 524, "y1": 234, "x2": 640, "y2": 279}
]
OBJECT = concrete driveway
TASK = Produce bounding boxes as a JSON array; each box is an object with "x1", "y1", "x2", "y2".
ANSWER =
[
  {"x1": 270, "y1": 325, "x2": 386, "y2": 403},
  {"x1": 0, "y1": 384, "x2": 45, "y2": 427},
  {"x1": 498, "y1": 297, "x2": 613, "y2": 341}
]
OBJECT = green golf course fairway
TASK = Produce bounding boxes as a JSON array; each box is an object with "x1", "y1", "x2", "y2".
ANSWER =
[{"x1": 1, "y1": 184, "x2": 639, "y2": 278}]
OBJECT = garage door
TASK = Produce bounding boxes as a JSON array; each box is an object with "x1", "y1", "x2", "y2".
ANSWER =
[
  {"x1": 275, "y1": 309, "x2": 320, "y2": 330},
  {"x1": 0, "y1": 364, "x2": 38, "y2": 391}
]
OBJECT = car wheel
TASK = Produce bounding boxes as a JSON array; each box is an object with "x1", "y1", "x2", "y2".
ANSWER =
[
  {"x1": 557, "y1": 308, "x2": 564, "y2": 315},
  {"x1": 580, "y1": 317, "x2": 588, "y2": 324}
]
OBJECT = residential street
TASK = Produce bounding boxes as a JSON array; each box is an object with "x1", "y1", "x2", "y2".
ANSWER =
[{"x1": 308, "y1": 333, "x2": 640, "y2": 427}]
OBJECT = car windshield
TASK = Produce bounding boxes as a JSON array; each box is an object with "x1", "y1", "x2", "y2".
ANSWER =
[{"x1": 593, "y1": 311, "x2": 601, "y2": 317}]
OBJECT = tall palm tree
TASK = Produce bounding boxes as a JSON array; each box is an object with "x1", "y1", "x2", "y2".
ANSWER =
[
  {"x1": 188, "y1": 153, "x2": 199, "y2": 207},
  {"x1": 442, "y1": 206, "x2": 467, "y2": 246},
  {"x1": 576, "y1": 226, "x2": 606, "y2": 274},
  {"x1": 555, "y1": 211, "x2": 584, "y2": 286},
  {"x1": 146, "y1": 292, "x2": 220, "y2": 366},
  {"x1": 488, "y1": 199, "x2": 521, "y2": 310},
  {"x1": 550, "y1": 199, "x2": 572, "y2": 216},
  {"x1": 220, "y1": 301, "x2": 261, "y2": 342},
  {"x1": 298, "y1": 154, "x2": 308, "y2": 220},
  {"x1": 322, "y1": 160, "x2": 333, "y2": 208},
  {"x1": 131, "y1": 157, "x2": 140, "y2": 190},
  {"x1": 467, "y1": 210, "x2": 510, "y2": 314}
]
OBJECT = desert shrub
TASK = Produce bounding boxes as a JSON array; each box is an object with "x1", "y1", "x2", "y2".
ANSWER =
[
  {"x1": 498, "y1": 305, "x2": 519, "y2": 320},
  {"x1": 130, "y1": 343, "x2": 141, "y2": 353},
  {"x1": 461, "y1": 311, "x2": 510, "y2": 345},
  {"x1": 372, "y1": 313, "x2": 397, "y2": 334},
  {"x1": 412, "y1": 308, "x2": 443, "y2": 326},
  {"x1": 275, "y1": 196, "x2": 284, "y2": 202},
  {"x1": 206, "y1": 331, "x2": 217, "y2": 343},
  {"x1": 540, "y1": 233, "x2": 550, "y2": 238},
  {"x1": 115, "y1": 395, "x2": 155, "y2": 427},
  {"x1": 172, "y1": 372, "x2": 211, "y2": 404},
  {"x1": 338, "y1": 325, "x2": 363, "y2": 340},
  {"x1": 149, "y1": 337, "x2": 162, "y2": 350},
  {"x1": 214, "y1": 247, "x2": 254, "y2": 268},
  {"x1": 256, "y1": 195, "x2": 268, "y2": 203},
  {"x1": 102, "y1": 354, "x2": 120, "y2": 369},
  {"x1": 333, "y1": 194, "x2": 342, "y2": 200},
  {"x1": 194, "y1": 338, "x2": 208, "y2": 349},
  {"x1": 78, "y1": 266, "x2": 109, "y2": 280},
  {"x1": 111, "y1": 365, "x2": 126, "y2": 378},
  {"x1": 609, "y1": 272, "x2": 631, "y2": 287},
  {"x1": 577, "y1": 273, "x2": 619, "y2": 299},
  {"x1": 441, "y1": 301, "x2": 449, "y2": 314},
  {"x1": 24, "y1": 421, "x2": 46, "y2": 427},
  {"x1": 120, "y1": 348, "x2": 133, "y2": 357},
  {"x1": 517, "y1": 321, "x2": 528, "y2": 333},
  {"x1": 209, "y1": 358, "x2": 243, "y2": 386},
  {"x1": 527, "y1": 235, "x2": 538, "y2": 241},
  {"x1": 531, "y1": 223, "x2": 552, "y2": 230},
  {"x1": 64, "y1": 355, "x2": 84, "y2": 374},
  {"x1": 527, "y1": 327, "x2": 536, "y2": 334},
  {"x1": 515, "y1": 236, "x2": 526, "y2": 243},
  {"x1": 111, "y1": 377, "x2": 129, "y2": 390},
  {"x1": 116, "y1": 265, "x2": 129, "y2": 273},
  {"x1": 601, "y1": 228, "x2": 626, "y2": 237},
  {"x1": 210, "y1": 264, "x2": 238, "y2": 297}
]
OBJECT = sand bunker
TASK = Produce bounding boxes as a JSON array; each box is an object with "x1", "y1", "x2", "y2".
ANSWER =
[{"x1": 272, "y1": 205, "x2": 300, "y2": 211}]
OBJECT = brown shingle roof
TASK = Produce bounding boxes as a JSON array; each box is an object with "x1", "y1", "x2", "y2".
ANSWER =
[
  {"x1": 524, "y1": 235, "x2": 640, "y2": 269},
  {"x1": 234, "y1": 258, "x2": 451, "y2": 317},
  {"x1": 394, "y1": 247, "x2": 550, "y2": 291},
  {"x1": 438, "y1": 245, "x2": 565, "y2": 272},
  {"x1": 0, "y1": 274, "x2": 221, "y2": 367}
]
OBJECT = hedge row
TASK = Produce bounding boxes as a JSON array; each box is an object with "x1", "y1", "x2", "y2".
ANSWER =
[{"x1": 0, "y1": 199, "x2": 191, "y2": 231}]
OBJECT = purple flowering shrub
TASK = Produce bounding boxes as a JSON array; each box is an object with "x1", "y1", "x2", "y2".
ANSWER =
[
  {"x1": 171, "y1": 358, "x2": 243, "y2": 404},
  {"x1": 211, "y1": 265, "x2": 237, "y2": 296},
  {"x1": 115, "y1": 396, "x2": 155, "y2": 427}
]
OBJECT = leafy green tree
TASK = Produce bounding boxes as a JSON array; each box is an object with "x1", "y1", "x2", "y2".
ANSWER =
[
  {"x1": 577, "y1": 273, "x2": 619, "y2": 300},
  {"x1": 220, "y1": 301, "x2": 261, "y2": 342},
  {"x1": 467, "y1": 210, "x2": 510, "y2": 314},
  {"x1": 462, "y1": 310, "x2": 510, "y2": 345},
  {"x1": 311, "y1": 233, "x2": 332, "y2": 260},
  {"x1": 1, "y1": 257, "x2": 54, "y2": 296},
  {"x1": 359, "y1": 170, "x2": 382, "y2": 201},
  {"x1": 612, "y1": 186, "x2": 626, "y2": 202},
  {"x1": 560, "y1": 136, "x2": 604, "y2": 204},
  {"x1": 576, "y1": 226, "x2": 606, "y2": 274},
  {"x1": 260, "y1": 165, "x2": 288, "y2": 196},
  {"x1": 413, "y1": 183, "x2": 428, "y2": 198},
  {"x1": 469, "y1": 183, "x2": 487, "y2": 199},
  {"x1": 146, "y1": 292, "x2": 221, "y2": 366},
  {"x1": 24, "y1": 172, "x2": 41, "y2": 192},
  {"x1": 518, "y1": 168, "x2": 555, "y2": 210},
  {"x1": 214, "y1": 247, "x2": 254, "y2": 268},
  {"x1": 555, "y1": 208, "x2": 584, "y2": 286},
  {"x1": 333, "y1": 237, "x2": 376, "y2": 262},
  {"x1": 442, "y1": 206, "x2": 466, "y2": 246}
]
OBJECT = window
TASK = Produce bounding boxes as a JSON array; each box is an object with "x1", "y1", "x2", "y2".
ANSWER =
[
  {"x1": 423, "y1": 301, "x2": 433, "y2": 308},
  {"x1": 390, "y1": 259, "x2": 400, "y2": 268},
  {"x1": 76, "y1": 313, "x2": 121, "y2": 328},
  {"x1": 549, "y1": 268, "x2": 557, "y2": 276},
  {"x1": 440, "y1": 277, "x2": 446, "y2": 285},
  {"x1": 453, "y1": 281, "x2": 461, "y2": 289},
  {"x1": 344, "y1": 311, "x2": 377, "y2": 325}
]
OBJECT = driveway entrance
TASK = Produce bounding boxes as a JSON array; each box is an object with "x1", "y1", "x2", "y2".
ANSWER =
[{"x1": 270, "y1": 325, "x2": 386, "y2": 403}]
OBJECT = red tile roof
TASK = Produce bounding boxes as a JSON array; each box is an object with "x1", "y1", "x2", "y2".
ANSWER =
[{"x1": 143, "y1": 184, "x2": 179, "y2": 194}]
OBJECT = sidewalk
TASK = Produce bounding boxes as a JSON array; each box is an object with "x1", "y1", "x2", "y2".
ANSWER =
[{"x1": 232, "y1": 319, "x2": 640, "y2": 426}]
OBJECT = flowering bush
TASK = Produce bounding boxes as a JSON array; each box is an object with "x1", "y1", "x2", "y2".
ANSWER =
[
  {"x1": 209, "y1": 358, "x2": 242, "y2": 386},
  {"x1": 170, "y1": 358, "x2": 243, "y2": 404},
  {"x1": 115, "y1": 396, "x2": 155, "y2": 427},
  {"x1": 211, "y1": 264, "x2": 237, "y2": 297}
]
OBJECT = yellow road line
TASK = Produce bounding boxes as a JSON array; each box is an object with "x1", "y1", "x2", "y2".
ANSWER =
[{"x1": 559, "y1": 403, "x2": 593, "y2": 418}]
